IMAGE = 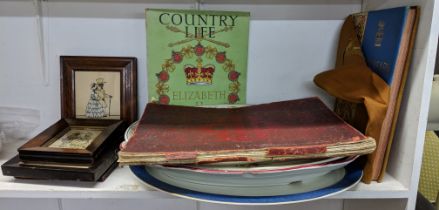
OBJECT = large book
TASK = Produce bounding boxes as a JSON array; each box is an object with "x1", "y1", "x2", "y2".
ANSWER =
[
  {"x1": 333, "y1": 6, "x2": 419, "y2": 182},
  {"x1": 118, "y1": 97, "x2": 376, "y2": 165},
  {"x1": 146, "y1": 9, "x2": 250, "y2": 106}
]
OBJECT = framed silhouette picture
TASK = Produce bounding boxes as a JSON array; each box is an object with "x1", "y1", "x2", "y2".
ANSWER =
[{"x1": 60, "y1": 56, "x2": 137, "y2": 124}]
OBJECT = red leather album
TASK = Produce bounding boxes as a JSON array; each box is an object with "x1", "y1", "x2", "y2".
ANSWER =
[{"x1": 119, "y1": 97, "x2": 375, "y2": 165}]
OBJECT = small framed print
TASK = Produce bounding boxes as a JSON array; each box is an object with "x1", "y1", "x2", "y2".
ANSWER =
[
  {"x1": 18, "y1": 118, "x2": 125, "y2": 164},
  {"x1": 46, "y1": 126, "x2": 105, "y2": 150},
  {"x1": 61, "y1": 56, "x2": 137, "y2": 124}
]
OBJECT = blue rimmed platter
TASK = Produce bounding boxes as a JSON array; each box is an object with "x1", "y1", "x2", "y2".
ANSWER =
[{"x1": 129, "y1": 163, "x2": 363, "y2": 205}]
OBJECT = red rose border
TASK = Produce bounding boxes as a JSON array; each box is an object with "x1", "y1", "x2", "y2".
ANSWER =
[{"x1": 155, "y1": 43, "x2": 241, "y2": 105}]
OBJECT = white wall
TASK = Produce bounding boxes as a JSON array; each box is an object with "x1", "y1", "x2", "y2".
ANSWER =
[
  {"x1": 0, "y1": 0, "x2": 355, "y2": 137},
  {"x1": 0, "y1": 1, "x2": 370, "y2": 210}
]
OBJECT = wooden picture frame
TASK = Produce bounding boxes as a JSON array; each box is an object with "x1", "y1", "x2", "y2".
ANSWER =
[
  {"x1": 60, "y1": 56, "x2": 137, "y2": 124},
  {"x1": 2, "y1": 152, "x2": 118, "y2": 181},
  {"x1": 2, "y1": 56, "x2": 136, "y2": 181},
  {"x1": 18, "y1": 118, "x2": 125, "y2": 165}
]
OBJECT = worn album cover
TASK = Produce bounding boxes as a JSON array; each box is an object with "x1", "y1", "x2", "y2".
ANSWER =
[{"x1": 119, "y1": 97, "x2": 376, "y2": 165}]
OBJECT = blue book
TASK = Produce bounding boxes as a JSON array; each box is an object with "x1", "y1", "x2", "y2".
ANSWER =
[
  {"x1": 353, "y1": 6, "x2": 417, "y2": 181},
  {"x1": 330, "y1": 6, "x2": 417, "y2": 182},
  {"x1": 361, "y1": 6, "x2": 409, "y2": 84}
]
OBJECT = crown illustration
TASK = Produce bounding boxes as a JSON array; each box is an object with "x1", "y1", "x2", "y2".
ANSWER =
[{"x1": 184, "y1": 61, "x2": 215, "y2": 85}]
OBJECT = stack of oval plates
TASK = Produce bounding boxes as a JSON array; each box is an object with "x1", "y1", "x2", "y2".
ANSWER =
[{"x1": 124, "y1": 121, "x2": 363, "y2": 205}]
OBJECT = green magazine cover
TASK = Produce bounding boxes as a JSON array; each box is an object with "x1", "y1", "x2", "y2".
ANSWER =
[{"x1": 146, "y1": 9, "x2": 250, "y2": 106}]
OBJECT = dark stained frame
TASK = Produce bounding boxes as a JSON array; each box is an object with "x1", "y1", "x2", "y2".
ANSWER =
[
  {"x1": 60, "y1": 56, "x2": 137, "y2": 124},
  {"x1": 18, "y1": 118, "x2": 125, "y2": 164}
]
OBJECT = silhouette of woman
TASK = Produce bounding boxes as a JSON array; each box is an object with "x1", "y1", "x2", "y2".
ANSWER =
[{"x1": 85, "y1": 78, "x2": 112, "y2": 118}]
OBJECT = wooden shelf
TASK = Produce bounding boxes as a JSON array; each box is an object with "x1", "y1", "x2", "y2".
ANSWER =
[
  {"x1": 0, "y1": 167, "x2": 409, "y2": 199},
  {"x1": 0, "y1": 141, "x2": 408, "y2": 199}
]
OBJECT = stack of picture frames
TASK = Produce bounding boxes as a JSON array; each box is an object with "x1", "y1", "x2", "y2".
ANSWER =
[{"x1": 2, "y1": 56, "x2": 137, "y2": 181}]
